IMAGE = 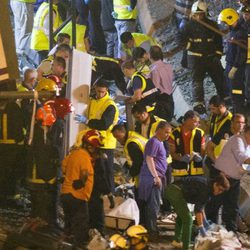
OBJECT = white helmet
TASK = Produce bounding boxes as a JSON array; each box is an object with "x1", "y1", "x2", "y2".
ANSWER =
[{"x1": 191, "y1": 0, "x2": 208, "y2": 14}]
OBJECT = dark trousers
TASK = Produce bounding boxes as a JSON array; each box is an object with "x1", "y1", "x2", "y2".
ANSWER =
[
  {"x1": 205, "y1": 177, "x2": 240, "y2": 232},
  {"x1": 188, "y1": 55, "x2": 225, "y2": 103},
  {"x1": 103, "y1": 149, "x2": 115, "y2": 193},
  {"x1": 225, "y1": 64, "x2": 246, "y2": 113},
  {"x1": 0, "y1": 144, "x2": 25, "y2": 200},
  {"x1": 61, "y1": 193, "x2": 89, "y2": 247},
  {"x1": 154, "y1": 93, "x2": 174, "y2": 122},
  {"x1": 89, "y1": 193, "x2": 104, "y2": 234},
  {"x1": 29, "y1": 184, "x2": 57, "y2": 225},
  {"x1": 37, "y1": 50, "x2": 48, "y2": 64}
]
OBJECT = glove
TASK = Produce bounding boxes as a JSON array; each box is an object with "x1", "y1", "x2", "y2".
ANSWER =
[
  {"x1": 228, "y1": 67, "x2": 238, "y2": 80},
  {"x1": 179, "y1": 154, "x2": 191, "y2": 164},
  {"x1": 193, "y1": 153, "x2": 203, "y2": 162},
  {"x1": 111, "y1": 11, "x2": 118, "y2": 19},
  {"x1": 198, "y1": 226, "x2": 207, "y2": 237},
  {"x1": 126, "y1": 5, "x2": 133, "y2": 12},
  {"x1": 203, "y1": 219, "x2": 212, "y2": 230},
  {"x1": 74, "y1": 114, "x2": 88, "y2": 124},
  {"x1": 72, "y1": 179, "x2": 84, "y2": 190},
  {"x1": 108, "y1": 194, "x2": 115, "y2": 209}
]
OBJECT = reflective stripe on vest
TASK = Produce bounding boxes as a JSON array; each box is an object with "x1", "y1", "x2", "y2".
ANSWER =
[
  {"x1": 88, "y1": 93, "x2": 119, "y2": 149},
  {"x1": 27, "y1": 163, "x2": 56, "y2": 184},
  {"x1": 0, "y1": 113, "x2": 24, "y2": 144},
  {"x1": 171, "y1": 127, "x2": 204, "y2": 176},
  {"x1": 113, "y1": 0, "x2": 137, "y2": 19},
  {"x1": 131, "y1": 72, "x2": 146, "y2": 92},
  {"x1": 211, "y1": 112, "x2": 232, "y2": 138},
  {"x1": 31, "y1": 3, "x2": 61, "y2": 51}
]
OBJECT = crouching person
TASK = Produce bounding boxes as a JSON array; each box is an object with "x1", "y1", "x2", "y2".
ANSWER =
[
  {"x1": 61, "y1": 129, "x2": 102, "y2": 248},
  {"x1": 165, "y1": 175, "x2": 230, "y2": 250}
]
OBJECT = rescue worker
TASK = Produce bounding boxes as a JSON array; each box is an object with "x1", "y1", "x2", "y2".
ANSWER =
[
  {"x1": 61, "y1": 129, "x2": 102, "y2": 248},
  {"x1": 48, "y1": 32, "x2": 70, "y2": 56},
  {"x1": 166, "y1": 175, "x2": 230, "y2": 250},
  {"x1": 37, "y1": 44, "x2": 71, "y2": 81},
  {"x1": 206, "y1": 126, "x2": 250, "y2": 232},
  {"x1": 92, "y1": 56, "x2": 127, "y2": 94},
  {"x1": 121, "y1": 60, "x2": 159, "y2": 107},
  {"x1": 178, "y1": 0, "x2": 225, "y2": 109},
  {"x1": 205, "y1": 113, "x2": 246, "y2": 229},
  {"x1": 17, "y1": 68, "x2": 38, "y2": 92},
  {"x1": 168, "y1": 110, "x2": 205, "y2": 178},
  {"x1": 30, "y1": 0, "x2": 62, "y2": 62},
  {"x1": 74, "y1": 80, "x2": 119, "y2": 192},
  {"x1": 0, "y1": 83, "x2": 26, "y2": 207},
  {"x1": 56, "y1": 21, "x2": 89, "y2": 52},
  {"x1": 112, "y1": 0, "x2": 137, "y2": 58},
  {"x1": 111, "y1": 123, "x2": 147, "y2": 203},
  {"x1": 120, "y1": 32, "x2": 159, "y2": 60},
  {"x1": 218, "y1": 8, "x2": 247, "y2": 113},
  {"x1": 205, "y1": 95, "x2": 233, "y2": 178},
  {"x1": 10, "y1": 0, "x2": 35, "y2": 57},
  {"x1": 26, "y1": 103, "x2": 58, "y2": 224},
  {"x1": 240, "y1": 4, "x2": 250, "y2": 107}
]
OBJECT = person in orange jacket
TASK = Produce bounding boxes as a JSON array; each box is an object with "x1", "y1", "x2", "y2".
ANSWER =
[{"x1": 61, "y1": 129, "x2": 102, "y2": 248}]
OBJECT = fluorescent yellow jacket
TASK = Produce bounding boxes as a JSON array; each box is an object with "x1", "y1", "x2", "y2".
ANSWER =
[
  {"x1": 31, "y1": 2, "x2": 62, "y2": 51},
  {"x1": 57, "y1": 22, "x2": 87, "y2": 52},
  {"x1": 113, "y1": 0, "x2": 137, "y2": 20},
  {"x1": 123, "y1": 33, "x2": 159, "y2": 57},
  {"x1": 170, "y1": 127, "x2": 204, "y2": 176},
  {"x1": 87, "y1": 93, "x2": 119, "y2": 149},
  {"x1": 15, "y1": 0, "x2": 35, "y2": 2}
]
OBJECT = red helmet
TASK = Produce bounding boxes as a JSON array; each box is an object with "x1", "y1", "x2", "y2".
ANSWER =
[
  {"x1": 45, "y1": 98, "x2": 74, "y2": 119},
  {"x1": 36, "y1": 104, "x2": 56, "y2": 126},
  {"x1": 46, "y1": 74, "x2": 64, "y2": 89},
  {"x1": 82, "y1": 129, "x2": 103, "y2": 148}
]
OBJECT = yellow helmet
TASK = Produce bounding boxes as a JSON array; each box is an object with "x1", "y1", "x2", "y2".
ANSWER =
[
  {"x1": 35, "y1": 78, "x2": 57, "y2": 92},
  {"x1": 218, "y1": 8, "x2": 239, "y2": 26},
  {"x1": 126, "y1": 225, "x2": 148, "y2": 250},
  {"x1": 109, "y1": 234, "x2": 128, "y2": 249}
]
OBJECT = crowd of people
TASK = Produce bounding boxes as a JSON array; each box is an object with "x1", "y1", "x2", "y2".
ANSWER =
[{"x1": 0, "y1": 0, "x2": 250, "y2": 249}]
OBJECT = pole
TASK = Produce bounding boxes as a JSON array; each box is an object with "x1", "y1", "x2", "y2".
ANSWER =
[
  {"x1": 0, "y1": 91, "x2": 55, "y2": 99},
  {"x1": 49, "y1": 0, "x2": 54, "y2": 51}
]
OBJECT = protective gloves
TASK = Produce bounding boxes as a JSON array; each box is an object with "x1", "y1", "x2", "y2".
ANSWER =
[
  {"x1": 111, "y1": 11, "x2": 118, "y2": 19},
  {"x1": 228, "y1": 67, "x2": 238, "y2": 80},
  {"x1": 72, "y1": 179, "x2": 84, "y2": 190},
  {"x1": 193, "y1": 153, "x2": 203, "y2": 162},
  {"x1": 179, "y1": 154, "x2": 191, "y2": 164},
  {"x1": 108, "y1": 193, "x2": 115, "y2": 209},
  {"x1": 74, "y1": 114, "x2": 88, "y2": 124},
  {"x1": 203, "y1": 219, "x2": 212, "y2": 230},
  {"x1": 198, "y1": 225, "x2": 207, "y2": 237},
  {"x1": 126, "y1": 5, "x2": 133, "y2": 12}
]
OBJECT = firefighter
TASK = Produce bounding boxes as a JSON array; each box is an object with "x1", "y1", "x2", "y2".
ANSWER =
[
  {"x1": 121, "y1": 60, "x2": 159, "y2": 107},
  {"x1": 120, "y1": 31, "x2": 159, "y2": 60},
  {"x1": 30, "y1": 0, "x2": 62, "y2": 62},
  {"x1": 178, "y1": 0, "x2": 225, "y2": 110},
  {"x1": 26, "y1": 104, "x2": 58, "y2": 224},
  {"x1": 168, "y1": 110, "x2": 205, "y2": 178},
  {"x1": 0, "y1": 83, "x2": 26, "y2": 207},
  {"x1": 74, "y1": 80, "x2": 119, "y2": 193},
  {"x1": 61, "y1": 129, "x2": 102, "y2": 248},
  {"x1": 218, "y1": 8, "x2": 247, "y2": 113}
]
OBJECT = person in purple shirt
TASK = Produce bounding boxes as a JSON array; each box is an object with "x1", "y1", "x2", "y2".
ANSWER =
[
  {"x1": 138, "y1": 121, "x2": 172, "y2": 240},
  {"x1": 149, "y1": 46, "x2": 175, "y2": 121}
]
